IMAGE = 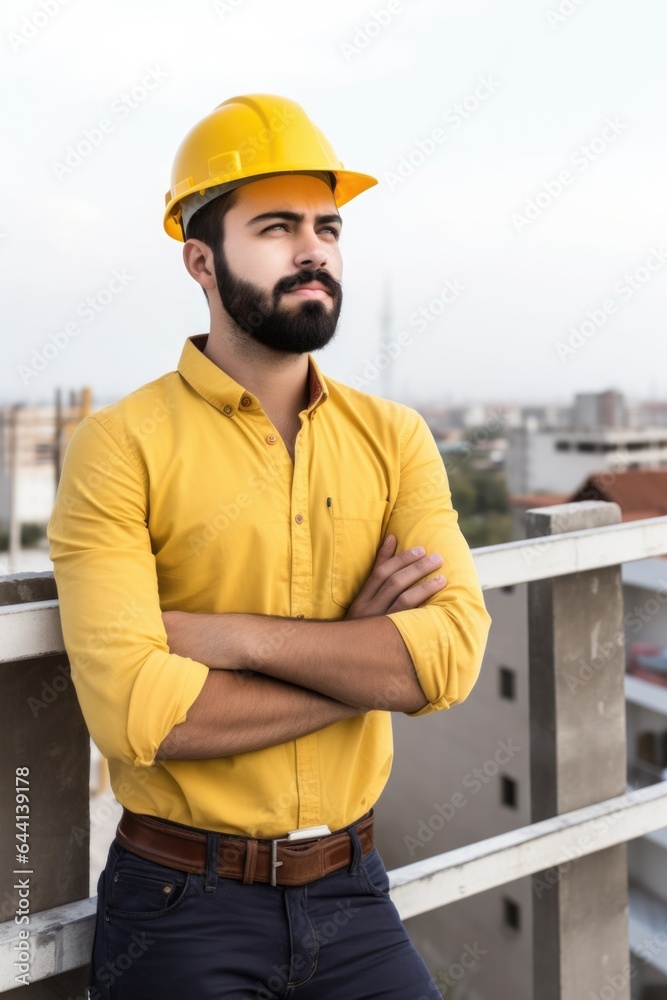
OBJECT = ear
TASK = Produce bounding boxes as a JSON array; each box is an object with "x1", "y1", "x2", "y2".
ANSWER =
[{"x1": 182, "y1": 239, "x2": 217, "y2": 293}]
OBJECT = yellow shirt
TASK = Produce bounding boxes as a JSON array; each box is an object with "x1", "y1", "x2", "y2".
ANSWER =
[{"x1": 47, "y1": 334, "x2": 492, "y2": 838}]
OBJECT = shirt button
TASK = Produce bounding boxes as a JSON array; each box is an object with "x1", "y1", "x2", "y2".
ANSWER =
[
  {"x1": 295, "y1": 614, "x2": 305, "y2": 619},
  {"x1": 266, "y1": 434, "x2": 277, "y2": 445},
  {"x1": 223, "y1": 405, "x2": 233, "y2": 415},
  {"x1": 241, "y1": 396, "x2": 252, "y2": 407},
  {"x1": 295, "y1": 514, "x2": 304, "y2": 524}
]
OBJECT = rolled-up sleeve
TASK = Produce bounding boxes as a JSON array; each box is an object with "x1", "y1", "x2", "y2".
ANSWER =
[
  {"x1": 385, "y1": 411, "x2": 492, "y2": 716},
  {"x1": 47, "y1": 415, "x2": 210, "y2": 767}
]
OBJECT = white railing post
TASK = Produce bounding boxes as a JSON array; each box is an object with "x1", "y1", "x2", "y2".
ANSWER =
[
  {"x1": 527, "y1": 501, "x2": 630, "y2": 1000},
  {"x1": 0, "y1": 574, "x2": 90, "y2": 996}
]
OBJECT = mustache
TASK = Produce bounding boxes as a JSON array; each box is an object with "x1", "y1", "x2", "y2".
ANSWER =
[{"x1": 274, "y1": 270, "x2": 341, "y2": 298}]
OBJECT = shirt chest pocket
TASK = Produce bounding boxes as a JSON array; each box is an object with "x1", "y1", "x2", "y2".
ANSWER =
[{"x1": 328, "y1": 497, "x2": 389, "y2": 609}]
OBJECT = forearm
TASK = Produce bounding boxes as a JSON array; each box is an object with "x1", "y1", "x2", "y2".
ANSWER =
[
  {"x1": 244, "y1": 615, "x2": 428, "y2": 712},
  {"x1": 166, "y1": 612, "x2": 428, "y2": 713},
  {"x1": 155, "y1": 668, "x2": 361, "y2": 760}
]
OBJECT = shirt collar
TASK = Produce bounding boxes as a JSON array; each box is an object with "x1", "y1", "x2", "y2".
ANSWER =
[{"x1": 177, "y1": 335, "x2": 329, "y2": 416}]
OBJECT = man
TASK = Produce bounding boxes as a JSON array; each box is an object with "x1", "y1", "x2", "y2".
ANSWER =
[{"x1": 48, "y1": 93, "x2": 492, "y2": 998}]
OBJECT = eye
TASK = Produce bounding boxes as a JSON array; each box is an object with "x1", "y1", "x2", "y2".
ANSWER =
[
  {"x1": 262, "y1": 223, "x2": 289, "y2": 233},
  {"x1": 321, "y1": 227, "x2": 341, "y2": 240}
]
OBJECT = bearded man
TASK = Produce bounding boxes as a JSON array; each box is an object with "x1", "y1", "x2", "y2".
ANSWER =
[{"x1": 48, "y1": 93, "x2": 491, "y2": 999}]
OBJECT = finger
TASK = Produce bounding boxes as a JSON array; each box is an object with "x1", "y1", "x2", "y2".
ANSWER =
[
  {"x1": 355, "y1": 543, "x2": 441, "y2": 609},
  {"x1": 360, "y1": 548, "x2": 436, "y2": 606},
  {"x1": 373, "y1": 535, "x2": 397, "y2": 565},
  {"x1": 386, "y1": 574, "x2": 448, "y2": 614},
  {"x1": 367, "y1": 545, "x2": 432, "y2": 594},
  {"x1": 374, "y1": 552, "x2": 444, "y2": 604},
  {"x1": 358, "y1": 537, "x2": 419, "y2": 603},
  {"x1": 364, "y1": 547, "x2": 442, "y2": 615}
]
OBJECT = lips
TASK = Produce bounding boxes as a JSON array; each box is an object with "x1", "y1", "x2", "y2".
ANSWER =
[
  {"x1": 287, "y1": 287, "x2": 330, "y2": 298},
  {"x1": 285, "y1": 281, "x2": 331, "y2": 299}
]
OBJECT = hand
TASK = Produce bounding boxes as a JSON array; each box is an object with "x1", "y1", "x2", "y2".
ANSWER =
[{"x1": 345, "y1": 536, "x2": 447, "y2": 620}]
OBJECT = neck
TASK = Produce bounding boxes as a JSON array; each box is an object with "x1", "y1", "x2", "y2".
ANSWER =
[{"x1": 202, "y1": 315, "x2": 311, "y2": 420}]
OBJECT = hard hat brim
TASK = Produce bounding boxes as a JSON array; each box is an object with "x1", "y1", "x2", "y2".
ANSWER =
[{"x1": 164, "y1": 167, "x2": 378, "y2": 243}]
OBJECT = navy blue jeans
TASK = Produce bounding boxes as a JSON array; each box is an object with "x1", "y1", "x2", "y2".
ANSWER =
[{"x1": 88, "y1": 821, "x2": 441, "y2": 999}]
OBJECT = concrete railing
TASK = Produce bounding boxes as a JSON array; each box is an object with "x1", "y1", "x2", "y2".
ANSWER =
[{"x1": 2, "y1": 502, "x2": 667, "y2": 997}]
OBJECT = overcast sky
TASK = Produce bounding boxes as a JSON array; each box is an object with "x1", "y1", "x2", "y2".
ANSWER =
[{"x1": 2, "y1": 0, "x2": 665, "y2": 409}]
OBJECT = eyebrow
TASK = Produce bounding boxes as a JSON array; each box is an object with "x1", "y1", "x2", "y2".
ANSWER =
[{"x1": 246, "y1": 210, "x2": 343, "y2": 229}]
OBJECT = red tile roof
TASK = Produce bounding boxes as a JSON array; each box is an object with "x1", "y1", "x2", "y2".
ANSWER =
[{"x1": 568, "y1": 470, "x2": 667, "y2": 519}]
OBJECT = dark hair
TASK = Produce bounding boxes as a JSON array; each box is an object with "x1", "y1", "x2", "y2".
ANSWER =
[
  {"x1": 183, "y1": 187, "x2": 240, "y2": 244},
  {"x1": 183, "y1": 188, "x2": 241, "y2": 304}
]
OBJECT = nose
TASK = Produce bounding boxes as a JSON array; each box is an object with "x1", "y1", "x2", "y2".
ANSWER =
[{"x1": 294, "y1": 231, "x2": 329, "y2": 270}]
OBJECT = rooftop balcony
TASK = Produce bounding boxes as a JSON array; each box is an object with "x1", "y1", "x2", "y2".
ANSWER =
[{"x1": 2, "y1": 500, "x2": 667, "y2": 998}]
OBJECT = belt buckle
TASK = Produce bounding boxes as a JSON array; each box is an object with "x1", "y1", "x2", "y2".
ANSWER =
[{"x1": 269, "y1": 824, "x2": 332, "y2": 887}]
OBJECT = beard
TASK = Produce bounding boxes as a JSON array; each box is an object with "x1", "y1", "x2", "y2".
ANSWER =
[{"x1": 213, "y1": 241, "x2": 343, "y2": 354}]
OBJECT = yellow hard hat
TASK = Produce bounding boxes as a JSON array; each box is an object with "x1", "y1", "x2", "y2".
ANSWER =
[{"x1": 163, "y1": 93, "x2": 378, "y2": 242}]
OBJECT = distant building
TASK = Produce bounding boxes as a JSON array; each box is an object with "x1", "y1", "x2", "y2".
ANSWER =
[
  {"x1": 507, "y1": 389, "x2": 667, "y2": 496},
  {"x1": 573, "y1": 390, "x2": 627, "y2": 430},
  {"x1": 0, "y1": 405, "x2": 58, "y2": 526},
  {"x1": 0, "y1": 392, "x2": 90, "y2": 536},
  {"x1": 520, "y1": 404, "x2": 570, "y2": 430},
  {"x1": 507, "y1": 428, "x2": 667, "y2": 496},
  {"x1": 444, "y1": 404, "x2": 489, "y2": 430},
  {"x1": 635, "y1": 401, "x2": 667, "y2": 429}
]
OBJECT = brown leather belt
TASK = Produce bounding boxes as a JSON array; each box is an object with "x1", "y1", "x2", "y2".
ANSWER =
[{"x1": 115, "y1": 808, "x2": 374, "y2": 887}]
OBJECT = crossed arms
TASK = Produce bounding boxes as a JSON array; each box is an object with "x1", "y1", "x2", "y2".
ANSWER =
[
  {"x1": 156, "y1": 537, "x2": 448, "y2": 760},
  {"x1": 48, "y1": 409, "x2": 491, "y2": 770}
]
